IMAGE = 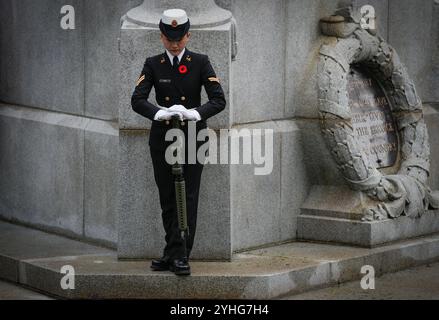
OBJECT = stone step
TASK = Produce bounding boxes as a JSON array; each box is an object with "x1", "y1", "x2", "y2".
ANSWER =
[
  {"x1": 299, "y1": 185, "x2": 439, "y2": 247},
  {"x1": 1, "y1": 220, "x2": 439, "y2": 299},
  {"x1": 298, "y1": 211, "x2": 439, "y2": 247}
]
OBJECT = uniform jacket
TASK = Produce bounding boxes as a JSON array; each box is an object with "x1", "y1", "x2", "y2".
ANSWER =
[{"x1": 131, "y1": 49, "x2": 226, "y2": 150}]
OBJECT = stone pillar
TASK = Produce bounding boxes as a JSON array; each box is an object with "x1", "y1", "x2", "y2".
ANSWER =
[{"x1": 117, "y1": 0, "x2": 234, "y2": 260}]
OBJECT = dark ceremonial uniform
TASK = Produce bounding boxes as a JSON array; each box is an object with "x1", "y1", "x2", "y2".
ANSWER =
[{"x1": 131, "y1": 49, "x2": 226, "y2": 261}]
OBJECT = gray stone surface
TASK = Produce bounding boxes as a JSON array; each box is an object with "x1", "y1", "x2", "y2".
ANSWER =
[
  {"x1": 285, "y1": 0, "x2": 339, "y2": 119},
  {"x1": 0, "y1": 221, "x2": 112, "y2": 283},
  {"x1": 433, "y1": 2, "x2": 439, "y2": 102},
  {"x1": 388, "y1": 0, "x2": 437, "y2": 102},
  {"x1": 293, "y1": 110, "x2": 439, "y2": 192},
  {"x1": 0, "y1": 256, "x2": 17, "y2": 283},
  {"x1": 125, "y1": 0, "x2": 232, "y2": 28},
  {"x1": 0, "y1": 0, "x2": 84, "y2": 115},
  {"x1": 317, "y1": 9, "x2": 437, "y2": 221},
  {"x1": 287, "y1": 0, "x2": 391, "y2": 119},
  {"x1": 0, "y1": 280, "x2": 53, "y2": 300},
  {"x1": 231, "y1": 120, "x2": 309, "y2": 252},
  {"x1": 231, "y1": 121, "x2": 281, "y2": 250},
  {"x1": 295, "y1": 119, "x2": 347, "y2": 186},
  {"x1": 117, "y1": 130, "x2": 162, "y2": 259},
  {"x1": 284, "y1": 262, "x2": 439, "y2": 300},
  {"x1": 425, "y1": 105, "x2": 439, "y2": 191},
  {"x1": 195, "y1": 161, "x2": 232, "y2": 260},
  {"x1": 230, "y1": 0, "x2": 285, "y2": 124},
  {"x1": 119, "y1": 28, "x2": 161, "y2": 130},
  {"x1": 0, "y1": 103, "x2": 120, "y2": 246},
  {"x1": 0, "y1": 104, "x2": 84, "y2": 236},
  {"x1": 2, "y1": 220, "x2": 439, "y2": 299},
  {"x1": 84, "y1": 0, "x2": 142, "y2": 120},
  {"x1": 215, "y1": 0, "x2": 232, "y2": 11},
  {"x1": 279, "y1": 120, "x2": 310, "y2": 239},
  {"x1": 294, "y1": 0, "x2": 439, "y2": 247},
  {"x1": 0, "y1": 0, "x2": 145, "y2": 120},
  {"x1": 298, "y1": 208, "x2": 439, "y2": 247},
  {"x1": 301, "y1": 185, "x2": 378, "y2": 220},
  {"x1": 84, "y1": 122, "x2": 119, "y2": 246}
]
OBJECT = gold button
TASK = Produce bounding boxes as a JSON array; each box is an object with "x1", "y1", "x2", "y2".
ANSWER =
[
  {"x1": 165, "y1": 96, "x2": 170, "y2": 101},
  {"x1": 165, "y1": 120, "x2": 170, "y2": 125},
  {"x1": 181, "y1": 96, "x2": 186, "y2": 101}
]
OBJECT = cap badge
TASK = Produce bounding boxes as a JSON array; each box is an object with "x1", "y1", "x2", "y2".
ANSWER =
[{"x1": 171, "y1": 20, "x2": 178, "y2": 27}]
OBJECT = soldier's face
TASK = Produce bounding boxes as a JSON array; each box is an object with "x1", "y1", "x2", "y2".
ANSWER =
[{"x1": 161, "y1": 32, "x2": 191, "y2": 56}]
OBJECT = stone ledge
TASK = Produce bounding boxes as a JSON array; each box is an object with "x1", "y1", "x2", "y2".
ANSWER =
[
  {"x1": 298, "y1": 210, "x2": 439, "y2": 248},
  {"x1": 299, "y1": 184, "x2": 439, "y2": 247},
  {"x1": 2, "y1": 221, "x2": 439, "y2": 299},
  {"x1": 0, "y1": 103, "x2": 118, "y2": 136}
]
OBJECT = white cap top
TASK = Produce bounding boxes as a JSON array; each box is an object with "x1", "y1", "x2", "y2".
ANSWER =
[{"x1": 161, "y1": 9, "x2": 188, "y2": 27}]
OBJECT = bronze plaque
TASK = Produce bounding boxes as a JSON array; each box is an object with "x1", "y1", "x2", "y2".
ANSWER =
[{"x1": 347, "y1": 66, "x2": 398, "y2": 168}]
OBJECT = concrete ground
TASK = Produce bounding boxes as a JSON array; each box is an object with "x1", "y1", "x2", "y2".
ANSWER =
[
  {"x1": 2, "y1": 220, "x2": 439, "y2": 299},
  {"x1": 0, "y1": 279, "x2": 52, "y2": 300},
  {"x1": 2, "y1": 262, "x2": 439, "y2": 300},
  {"x1": 283, "y1": 262, "x2": 439, "y2": 300}
]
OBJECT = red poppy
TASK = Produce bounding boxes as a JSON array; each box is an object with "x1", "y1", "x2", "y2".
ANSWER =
[{"x1": 178, "y1": 65, "x2": 188, "y2": 74}]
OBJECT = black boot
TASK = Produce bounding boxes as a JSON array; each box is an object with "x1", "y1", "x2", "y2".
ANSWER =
[
  {"x1": 170, "y1": 257, "x2": 191, "y2": 276},
  {"x1": 150, "y1": 255, "x2": 171, "y2": 271}
]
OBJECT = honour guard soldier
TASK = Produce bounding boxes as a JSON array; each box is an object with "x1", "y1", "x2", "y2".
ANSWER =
[{"x1": 131, "y1": 9, "x2": 226, "y2": 275}]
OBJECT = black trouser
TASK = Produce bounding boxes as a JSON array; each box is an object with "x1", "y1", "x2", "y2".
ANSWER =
[{"x1": 150, "y1": 142, "x2": 205, "y2": 261}]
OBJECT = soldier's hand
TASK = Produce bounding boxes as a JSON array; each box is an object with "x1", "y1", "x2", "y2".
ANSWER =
[
  {"x1": 168, "y1": 104, "x2": 187, "y2": 112},
  {"x1": 154, "y1": 109, "x2": 183, "y2": 121},
  {"x1": 169, "y1": 105, "x2": 201, "y2": 121}
]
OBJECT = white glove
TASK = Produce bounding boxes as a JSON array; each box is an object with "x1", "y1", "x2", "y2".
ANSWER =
[
  {"x1": 154, "y1": 109, "x2": 183, "y2": 121},
  {"x1": 168, "y1": 104, "x2": 201, "y2": 121}
]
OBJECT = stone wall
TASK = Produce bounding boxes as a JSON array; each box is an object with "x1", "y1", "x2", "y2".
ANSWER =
[
  {"x1": 227, "y1": 0, "x2": 439, "y2": 252},
  {"x1": 0, "y1": 0, "x2": 142, "y2": 247}
]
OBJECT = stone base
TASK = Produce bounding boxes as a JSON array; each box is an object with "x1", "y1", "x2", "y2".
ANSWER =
[
  {"x1": 298, "y1": 185, "x2": 439, "y2": 247},
  {"x1": 3, "y1": 220, "x2": 439, "y2": 299}
]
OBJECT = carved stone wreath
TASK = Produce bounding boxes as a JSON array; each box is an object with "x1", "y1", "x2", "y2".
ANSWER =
[{"x1": 317, "y1": 7, "x2": 439, "y2": 221}]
